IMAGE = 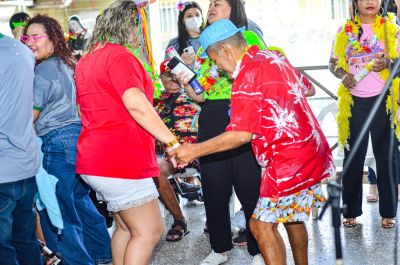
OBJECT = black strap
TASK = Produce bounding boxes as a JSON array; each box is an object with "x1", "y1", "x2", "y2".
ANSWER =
[{"x1": 160, "y1": 92, "x2": 181, "y2": 117}]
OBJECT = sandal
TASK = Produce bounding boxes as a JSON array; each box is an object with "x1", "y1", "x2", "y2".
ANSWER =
[
  {"x1": 381, "y1": 218, "x2": 396, "y2": 229},
  {"x1": 166, "y1": 220, "x2": 189, "y2": 242},
  {"x1": 366, "y1": 194, "x2": 379, "y2": 202},
  {"x1": 342, "y1": 218, "x2": 357, "y2": 227}
]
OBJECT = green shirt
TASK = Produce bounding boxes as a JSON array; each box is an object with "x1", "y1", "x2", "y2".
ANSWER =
[{"x1": 193, "y1": 30, "x2": 266, "y2": 101}]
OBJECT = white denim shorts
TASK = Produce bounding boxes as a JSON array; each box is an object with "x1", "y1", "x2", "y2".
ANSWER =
[{"x1": 80, "y1": 175, "x2": 159, "y2": 212}]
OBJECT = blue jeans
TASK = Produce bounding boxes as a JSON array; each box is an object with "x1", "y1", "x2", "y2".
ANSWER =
[
  {"x1": 0, "y1": 177, "x2": 42, "y2": 265},
  {"x1": 39, "y1": 124, "x2": 111, "y2": 265}
]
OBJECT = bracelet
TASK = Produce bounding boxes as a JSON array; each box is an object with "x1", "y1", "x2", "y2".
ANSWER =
[{"x1": 164, "y1": 138, "x2": 179, "y2": 148}]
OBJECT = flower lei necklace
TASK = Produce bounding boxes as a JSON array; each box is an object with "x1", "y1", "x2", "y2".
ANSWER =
[
  {"x1": 344, "y1": 16, "x2": 384, "y2": 54},
  {"x1": 333, "y1": 13, "x2": 400, "y2": 150},
  {"x1": 193, "y1": 48, "x2": 220, "y2": 93}
]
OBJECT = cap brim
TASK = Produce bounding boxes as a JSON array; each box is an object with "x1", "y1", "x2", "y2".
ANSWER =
[{"x1": 200, "y1": 26, "x2": 246, "y2": 59}]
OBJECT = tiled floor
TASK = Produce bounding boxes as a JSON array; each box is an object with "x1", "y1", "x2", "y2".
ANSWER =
[{"x1": 149, "y1": 184, "x2": 400, "y2": 265}]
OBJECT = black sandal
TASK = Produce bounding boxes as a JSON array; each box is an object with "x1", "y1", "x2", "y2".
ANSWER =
[{"x1": 166, "y1": 220, "x2": 189, "y2": 242}]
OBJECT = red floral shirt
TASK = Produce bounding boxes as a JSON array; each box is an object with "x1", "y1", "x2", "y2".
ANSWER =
[{"x1": 226, "y1": 46, "x2": 334, "y2": 199}]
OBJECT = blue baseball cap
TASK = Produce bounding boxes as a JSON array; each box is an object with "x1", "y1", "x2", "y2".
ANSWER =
[{"x1": 199, "y1": 19, "x2": 245, "y2": 58}]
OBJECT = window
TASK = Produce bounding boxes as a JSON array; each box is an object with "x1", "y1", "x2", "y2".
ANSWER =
[{"x1": 159, "y1": 1, "x2": 178, "y2": 33}]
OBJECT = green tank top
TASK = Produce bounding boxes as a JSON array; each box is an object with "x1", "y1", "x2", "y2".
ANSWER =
[{"x1": 193, "y1": 30, "x2": 266, "y2": 100}]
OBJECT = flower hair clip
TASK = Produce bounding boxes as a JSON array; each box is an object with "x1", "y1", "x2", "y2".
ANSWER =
[{"x1": 177, "y1": 0, "x2": 187, "y2": 11}]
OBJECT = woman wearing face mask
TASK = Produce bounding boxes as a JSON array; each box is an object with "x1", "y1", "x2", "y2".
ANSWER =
[
  {"x1": 165, "y1": 1, "x2": 204, "y2": 66},
  {"x1": 174, "y1": 1, "x2": 267, "y2": 265}
]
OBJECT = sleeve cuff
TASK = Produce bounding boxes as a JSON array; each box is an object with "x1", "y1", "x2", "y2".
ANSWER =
[{"x1": 33, "y1": 106, "x2": 43, "y2": 111}]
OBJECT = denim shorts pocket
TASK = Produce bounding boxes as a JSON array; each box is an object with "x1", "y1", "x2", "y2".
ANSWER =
[{"x1": 61, "y1": 139, "x2": 77, "y2": 165}]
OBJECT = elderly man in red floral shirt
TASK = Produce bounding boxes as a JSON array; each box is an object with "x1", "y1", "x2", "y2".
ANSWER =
[{"x1": 170, "y1": 19, "x2": 334, "y2": 265}]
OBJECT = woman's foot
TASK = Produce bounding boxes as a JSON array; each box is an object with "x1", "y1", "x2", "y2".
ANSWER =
[
  {"x1": 381, "y1": 218, "x2": 396, "y2": 229},
  {"x1": 366, "y1": 184, "x2": 379, "y2": 202},
  {"x1": 342, "y1": 218, "x2": 357, "y2": 227}
]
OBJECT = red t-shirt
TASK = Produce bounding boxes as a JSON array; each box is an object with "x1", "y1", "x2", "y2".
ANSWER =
[
  {"x1": 75, "y1": 43, "x2": 159, "y2": 179},
  {"x1": 226, "y1": 46, "x2": 334, "y2": 198}
]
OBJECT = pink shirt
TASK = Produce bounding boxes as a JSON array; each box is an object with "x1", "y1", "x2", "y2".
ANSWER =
[{"x1": 342, "y1": 24, "x2": 400, "y2": 97}]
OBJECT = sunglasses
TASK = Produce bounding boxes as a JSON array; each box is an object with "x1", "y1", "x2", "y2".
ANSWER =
[{"x1": 20, "y1": 34, "x2": 48, "y2": 44}]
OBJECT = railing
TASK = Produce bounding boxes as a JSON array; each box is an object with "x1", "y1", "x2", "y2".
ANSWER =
[{"x1": 297, "y1": 65, "x2": 339, "y2": 151}]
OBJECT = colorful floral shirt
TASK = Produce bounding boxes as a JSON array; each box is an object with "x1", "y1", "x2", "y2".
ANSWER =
[
  {"x1": 193, "y1": 30, "x2": 266, "y2": 101},
  {"x1": 226, "y1": 46, "x2": 334, "y2": 199},
  {"x1": 154, "y1": 90, "x2": 201, "y2": 145}
]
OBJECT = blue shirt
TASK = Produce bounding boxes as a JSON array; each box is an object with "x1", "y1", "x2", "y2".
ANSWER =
[
  {"x1": 0, "y1": 35, "x2": 39, "y2": 183},
  {"x1": 33, "y1": 57, "x2": 80, "y2": 136}
]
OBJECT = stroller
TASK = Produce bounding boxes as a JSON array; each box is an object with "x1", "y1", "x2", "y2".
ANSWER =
[{"x1": 168, "y1": 167, "x2": 203, "y2": 203}]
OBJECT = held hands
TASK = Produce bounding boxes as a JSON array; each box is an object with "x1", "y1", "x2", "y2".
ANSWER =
[{"x1": 168, "y1": 143, "x2": 197, "y2": 167}]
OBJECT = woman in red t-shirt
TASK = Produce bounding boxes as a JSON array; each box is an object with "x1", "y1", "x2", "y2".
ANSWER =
[{"x1": 75, "y1": 1, "x2": 179, "y2": 264}]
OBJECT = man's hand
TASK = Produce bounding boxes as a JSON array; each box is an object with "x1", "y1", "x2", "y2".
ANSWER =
[
  {"x1": 168, "y1": 143, "x2": 197, "y2": 165},
  {"x1": 342, "y1": 73, "x2": 357, "y2": 90}
]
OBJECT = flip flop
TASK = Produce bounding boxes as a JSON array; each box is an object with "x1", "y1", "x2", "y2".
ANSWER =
[
  {"x1": 343, "y1": 218, "x2": 357, "y2": 227},
  {"x1": 381, "y1": 218, "x2": 396, "y2": 229},
  {"x1": 366, "y1": 194, "x2": 379, "y2": 202},
  {"x1": 166, "y1": 220, "x2": 190, "y2": 242}
]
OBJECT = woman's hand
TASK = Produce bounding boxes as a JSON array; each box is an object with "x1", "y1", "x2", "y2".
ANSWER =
[
  {"x1": 176, "y1": 71, "x2": 192, "y2": 87},
  {"x1": 342, "y1": 73, "x2": 357, "y2": 90},
  {"x1": 396, "y1": 106, "x2": 400, "y2": 123},
  {"x1": 181, "y1": 51, "x2": 195, "y2": 66},
  {"x1": 370, "y1": 55, "x2": 389, "y2": 72},
  {"x1": 168, "y1": 143, "x2": 195, "y2": 166}
]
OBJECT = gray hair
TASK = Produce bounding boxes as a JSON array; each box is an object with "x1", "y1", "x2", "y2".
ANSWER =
[
  {"x1": 206, "y1": 32, "x2": 247, "y2": 56},
  {"x1": 86, "y1": 0, "x2": 139, "y2": 53}
]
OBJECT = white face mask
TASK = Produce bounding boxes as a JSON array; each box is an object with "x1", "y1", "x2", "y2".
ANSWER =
[
  {"x1": 184, "y1": 17, "x2": 203, "y2": 32},
  {"x1": 231, "y1": 59, "x2": 242, "y2": 80}
]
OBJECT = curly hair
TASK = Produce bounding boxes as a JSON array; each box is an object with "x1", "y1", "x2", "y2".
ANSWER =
[
  {"x1": 86, "y1": 0, "x2": 139, "y2": 54},
  {"x1": 24, "y1": 14, "x2": 76, "y2": 69}
]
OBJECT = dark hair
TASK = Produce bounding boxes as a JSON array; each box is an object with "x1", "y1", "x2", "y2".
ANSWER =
[
  {"x1": 24, "y1": 14, "x2": 76, "y2": 69},
  {"x1": 351, "y1": 0, "x2": 387, "y2": 40},
  {"x1": 9, "y1": 12, "x2": 30, "y2": 30},
  {"x1": 227, "y1": 0, "x2": 248, "y2": 28},
  {"x1": 177, "y1": 1, "x2": 204, "y2": 55}
]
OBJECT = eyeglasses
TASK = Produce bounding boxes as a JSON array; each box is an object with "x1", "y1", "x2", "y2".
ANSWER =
[{"x1": 20, "y1": 35, "x2": 48, "y2": 44}]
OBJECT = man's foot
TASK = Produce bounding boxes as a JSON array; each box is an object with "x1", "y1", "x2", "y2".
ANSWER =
[
  {"x1": 200, "y1": 251, "x2": 227, "y2": 265},
  {"x1": 251, "y1": 254, "x2": 266, "y2": 265},
  {"x1": 180, "y1": 182, "x2": 201, "y2": 193},
  {"x1": 166, "y1": 220, "x2": 189, "y2": 242},
  {"x1": 232, "y1": 228, "x2": 247, "y2": 247}
]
